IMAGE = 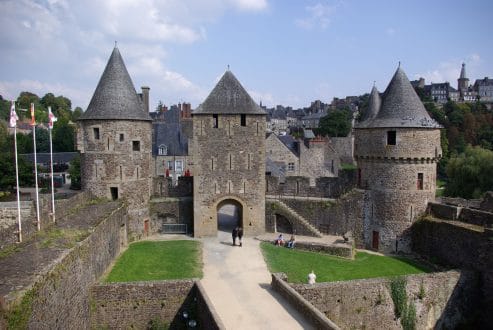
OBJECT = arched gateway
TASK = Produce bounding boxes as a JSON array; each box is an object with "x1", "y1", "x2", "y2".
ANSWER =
[
  {"x1": 192, "y1": 70, "x2": 267, "y2": 237},
  {"x1": 216, "y1": 198, "x2": 243, "y2": 232}
]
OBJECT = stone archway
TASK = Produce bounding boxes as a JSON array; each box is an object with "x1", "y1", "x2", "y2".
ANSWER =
[
  {"x1": 217, "y1": 199, "x2": 243, "y2": 233},
  {"x1": 275, "y1": 214, "x2": 293, "y2": 234}
]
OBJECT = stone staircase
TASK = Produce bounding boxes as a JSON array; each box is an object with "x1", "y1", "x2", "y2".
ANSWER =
[{"x1": 270, "y1": 199, "x2": 323, "y2": 238}]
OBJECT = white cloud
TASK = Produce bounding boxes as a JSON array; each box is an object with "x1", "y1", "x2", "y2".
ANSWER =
[
  {"x1": 248, "y1": 90, "x2": 275, "y2": 107},
  {"x1": 414, "y1": 54, "x2": 482, "y2": 84},
  {"x1": 231, "y1": 0, "x2": 268, "y2": 11},
  {"x1": 295, "y1": 3, "x2": 335, "y2": 30},
  {"x1": 386, "y1": 27, "x2": 396, "y2": 37}
]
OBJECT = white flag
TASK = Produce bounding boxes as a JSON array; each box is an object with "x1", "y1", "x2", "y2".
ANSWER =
[
  {"x1": 9, "y1": 101, "x2": 19, "y2": 128},
  {"x1": 48, "y1": 106, "x2": 57, "y2": 129}
]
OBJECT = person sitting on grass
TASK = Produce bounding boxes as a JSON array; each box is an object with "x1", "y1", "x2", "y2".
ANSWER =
[
  {"x1": 286, "y1": 235, "x2": 295, "y2": 248},
  {"x1": 274, "y1": 233, "x2": 285, "y2": 246}
]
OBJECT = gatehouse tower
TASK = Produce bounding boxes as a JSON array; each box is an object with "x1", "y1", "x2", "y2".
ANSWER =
[{"x1": 191, "y1": 70, "x2": 267, "y2": 237}]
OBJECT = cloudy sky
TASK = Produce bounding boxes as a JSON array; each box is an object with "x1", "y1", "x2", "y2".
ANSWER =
[{"x1": 0, "y1": 0, "x2": 492, "y2": 111}]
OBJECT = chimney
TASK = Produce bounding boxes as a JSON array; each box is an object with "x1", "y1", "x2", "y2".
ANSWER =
[{"x1": 141, "y1": 86, "x2": 150, "y2": 113}]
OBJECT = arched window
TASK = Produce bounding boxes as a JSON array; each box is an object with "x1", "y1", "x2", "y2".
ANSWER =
[{"x1": 158, "y1": 144, "x2": 168, "y2": 155}]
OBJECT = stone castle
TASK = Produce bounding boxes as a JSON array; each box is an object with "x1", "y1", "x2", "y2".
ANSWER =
[{"x1": 76, "y1": 47, "x2": 442, "y2": 253}]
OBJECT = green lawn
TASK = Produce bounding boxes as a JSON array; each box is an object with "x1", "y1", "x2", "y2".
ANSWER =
[
  {"x1": 261, "y1": 242, "x2": 431, "y2": 283},
  {"x1": 105, "y1": 240, "x2": 202, "y2": 282}
]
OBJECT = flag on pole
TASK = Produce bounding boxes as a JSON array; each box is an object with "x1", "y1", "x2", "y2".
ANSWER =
[
  {"x1": 30, "y1": 103, "x2": 36, "y2": 126},
  {"x1": 48, "y1": 106, "x2": 57, "y2": 129},
  {"x1": 9, "y1": 101, "x2": 19, "y2": 128}
]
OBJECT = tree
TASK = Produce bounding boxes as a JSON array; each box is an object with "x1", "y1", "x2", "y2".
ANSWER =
[
  {"x1": 72, "y1": 107, "x2": 83, "y2": 121},
  {"x1": 317, "y1": 108, "x2": 352, "y2": 137},
  {"x1": 68, "y1": 154, "x2": 81, "y2": 189},
  {"x1": 445, "y1": 146, "x2": 493, "y2": 198},
  {"x1": 53, "y1": 118, "x2": 75, "y2": 152}
]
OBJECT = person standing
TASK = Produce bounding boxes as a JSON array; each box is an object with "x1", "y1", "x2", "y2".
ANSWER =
[
  {"x1": 237, "y1": 227, "x2": 243, "y2": 247},
  {"x1": 307, "y1": 270, "x2": 317, "y2": 284},
  {"x1": 232, "y1": 227, "x2": 238, "y2": 246}
]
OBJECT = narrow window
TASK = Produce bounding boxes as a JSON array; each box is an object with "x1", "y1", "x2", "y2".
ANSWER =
[
  {"x1": 358, "y1": 168, "x2": 362, "y2": 187},
  {"x1": 107, "y1": 137, "x2": 110, "y2": 150},
  {"x1": 248, "y1": 153, "x2": 252, "y2": 170},
  {"x1": 119, "y1": 166, "x2": 122, "y2": 180},
  {"x1": 228, "y1": 181, "x2": 231, "y2": 193},
  {"x1": 417, "y1": 173, "x2": 424, "y2": 190},
  {"x1": 136, "y1": 167, "x2": 139, "y2": 179},
  {"x1": 110, "y1": 187, "x2": 118, "y2": 200},
  {"x1": 175, "y1": 160, "x2": 183, "y2": 173},
  {"x1": 243, "y1": 181, "x2": 246, "y2": 194},
  {"x1": 119, "y1": 133, "x2": 124, "y2": 142},
  {"x1": 167, "y1": 161, "x2": 173, "y2": 170},
  {"x1": 229, "y1": 154, "x2": 232, "y2": 170},
  {"x1": 240, "y1": 114, "x2": 246, "y2": 126},
  {"x1": 387, "y1": 131, "x2": 396, "y2": 145},
  {"x1": 256, "y1": 122, "x2": 259, "y2": 135},
  {"x1": 213, "y1": 114, "x2": 218, "y2": 128},
  {"x1": 211, "y1": 158, "x2": 214, "y2": 170},
  {"x1": 132, "y1": 140, "x2": 140, "y2": 151},
  {"x1": 158, "y1": 145, "x2": 167, "y2": 155},
  {"x1": 93, "y1": 127, "x2": 100, "y2": 140}
]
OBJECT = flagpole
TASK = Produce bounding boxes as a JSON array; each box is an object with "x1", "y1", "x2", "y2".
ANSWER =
[
  {"x1": 48, "y1": 107, "x2": 56, "y2": 223},
  {"x1": 31, "y1": 103, "x2": 41, "y2": 231},
  {"x1": 12, "y1": 102, "x2": 22, "y2": 242}
]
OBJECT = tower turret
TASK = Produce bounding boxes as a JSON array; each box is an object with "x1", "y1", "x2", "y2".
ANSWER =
[
  {"x1": 458, "y1": 62, "x2": 469, "y2": 99},
  {"x1": 77, "y1": 46, "x2": 152, "y2": 235},
  {"x1": 354, "y1": 67, "x2": 442, "y2": 252}
]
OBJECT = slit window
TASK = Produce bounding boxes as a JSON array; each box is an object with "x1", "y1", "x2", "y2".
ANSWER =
[
  {"x1": 387, "y1": 131, "x2": 396, "y2": 145},
  {"x1": 132, "y1": 140, "x2": 140, "y2": 151},
  {"x1": 417, "y1": 173, "x2": 424, "y2": 190},
  {"x1": 240, "y1": 114, "x2": 246, "y2": 126},
  {"x1": 93, "y1": 127, "x2": 100, "y2": 140},
  {"x1": 213, "y1": 114, "x2": 218, "y2": 128}
]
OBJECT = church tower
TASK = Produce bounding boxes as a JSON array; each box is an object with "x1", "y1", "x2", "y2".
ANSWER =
[
  {"x1": 191, "y1": 71, "x2": 267, "y2": 237},
  {"x1": 354, "y1": 67, "x2": 442, "y2": 253},
  {"x1": 458, "y1": 62, "x2": 469, "y2": 100},
  {"x1": 77, "y1": 47, "x2": 152, "y2": 234}
]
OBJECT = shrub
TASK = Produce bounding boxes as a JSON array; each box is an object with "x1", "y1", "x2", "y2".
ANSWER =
[{"x1": 390, "y1": 276, "x2": 407, "y2": 318}]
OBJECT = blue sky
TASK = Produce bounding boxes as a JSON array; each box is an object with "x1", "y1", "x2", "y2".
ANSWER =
[{"x1": 0, "y1": 0, "x2": 491, "y2": 110}]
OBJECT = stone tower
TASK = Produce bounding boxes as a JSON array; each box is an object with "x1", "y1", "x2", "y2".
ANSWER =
[
  {"x1": 458, "y1": 62, "x2": 469, "y2": 99},
  {"x1": 191, "y1": 71, "x2": 267, "y2": 237},
  {"x1": 77, "y1": 47, "x2": 152, "y2": 234},
  {"x1": 354, "y1": 67, "x2": 442, "y2": 253}
]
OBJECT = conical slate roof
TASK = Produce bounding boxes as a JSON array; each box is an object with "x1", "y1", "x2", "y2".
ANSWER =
[
  {"x1": 460, "y1": 62, "x2": 467, "y2": 79},
  {"x1": 79, "y1": 47, "x2": 151, "y2": 121},
  {"x1": 357, "y1": 85, "x2": 381, "y2": 126},
  {"x1": 194, "y1": 70, "x2": 266, "y2": 115},
  {"x1": 367, "y1": 67, "x2": 440, "y2": 128}
]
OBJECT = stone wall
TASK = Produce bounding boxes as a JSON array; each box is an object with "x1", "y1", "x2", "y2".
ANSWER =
[
  {"x1": 287, "y1": 270, "x2": 480, "y2": 330},
  {"x1": 427, "y1": 202, "x2": 493, "y2": 227},
  {"x1": 412, "y1": 218, "x2": 493, "y2": 327},
  {"x1": 2, "y1": 203, "x2": 128, "y2": 329},
  {"x1": 328, "y1": 136, "x2": 354, "y2": 164},
  {"x1": 152, "y1": 176, "x2": 193, "y2": 198},
  {"x1": 0, "y1": 191, "x2": 91, "y2": 250},
  {"x1": 266, "y1": 189, "x2": 365, "y2": 247},
  {"x1": 149, "y1": 197, "x2": 193, "y2": 235},
  {"x1": 90, "y1": 281, "x2": 224, "y2": 330},
  {"x1": 266, "y1": 169, "x2": 357, "y2": 199},
  {"x1": 270, "y1": 273, "x2": 339, "y2": 330}
]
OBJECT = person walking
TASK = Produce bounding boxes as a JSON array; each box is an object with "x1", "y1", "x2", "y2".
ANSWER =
[
  {"x1": 232, "y1": 227, "x2": 238, "y2": 246},
  {"x1": 237, "y1": 227, "x2": 243, "y2": 247}
]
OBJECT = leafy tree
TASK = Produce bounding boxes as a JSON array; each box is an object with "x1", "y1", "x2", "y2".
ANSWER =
[
  {"x1": 317, "y1": 108, "x2": 352, "y2": 137},
  {"x1": 0, "y1": 96, "x2": 10, "y2": 121},
  {"x1": 68, "y1": 154, "x2": 81, "y2": 189},
  {"x1": 445, "y1": 146, "x2": 493, "y2": 198},
  {"x1": 53, "y1": 118, "x2": 75, "y2": 152},
  {"x1": 72, "y1": 107, "x2": 83, "y2": 121},
  {"x1": 16, "y1": 91, "x2": 47, "y2": 123}
]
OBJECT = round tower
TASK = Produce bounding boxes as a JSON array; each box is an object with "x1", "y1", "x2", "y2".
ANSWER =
[
  {"x1": 354, "y1": 67, "x2": 442, "y2": 253},
  {"x1": 77, "y1": 47, "x2": 152, "y2": 235}
]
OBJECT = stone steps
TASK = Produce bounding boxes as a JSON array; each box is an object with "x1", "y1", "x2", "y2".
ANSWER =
[{"x1": 273, "y1": 200, "x2": 323, "y2": 238}]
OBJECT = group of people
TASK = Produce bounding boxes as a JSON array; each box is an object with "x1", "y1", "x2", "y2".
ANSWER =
[
  {"x1": 232, "y1": 226, "x2": 243, "y2": 246},
  {"x1": 274, "y1": 233, "x2": 295, "y2": 248}
]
